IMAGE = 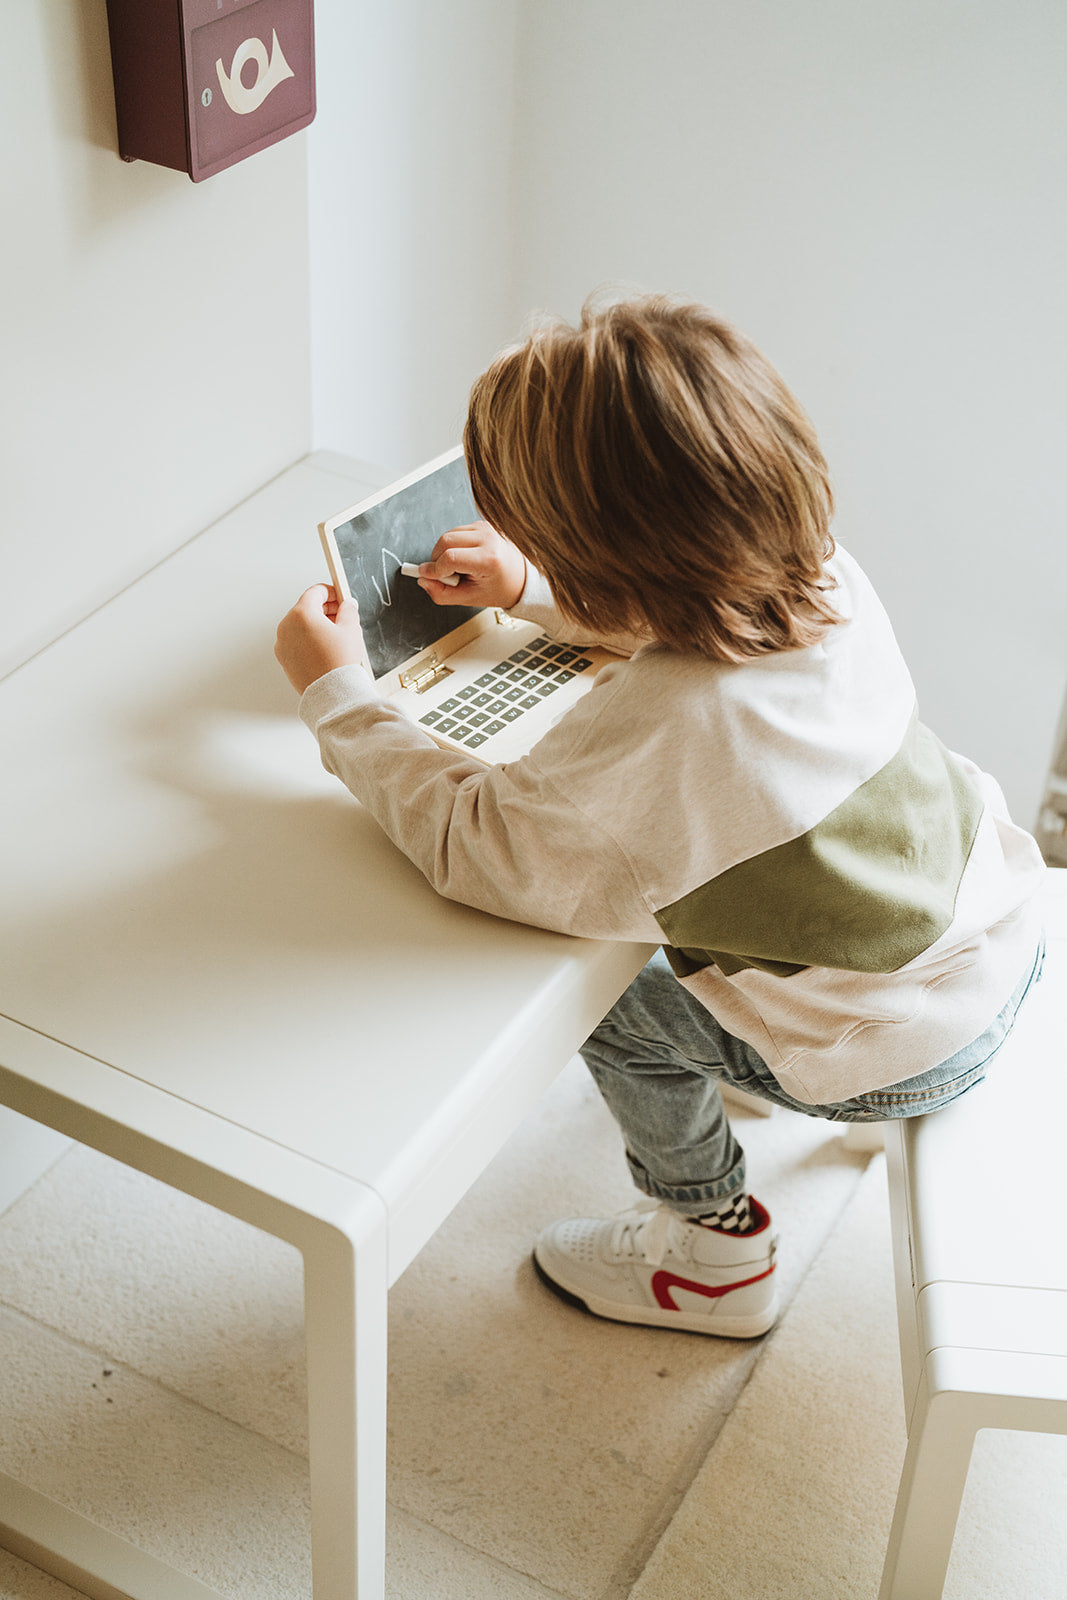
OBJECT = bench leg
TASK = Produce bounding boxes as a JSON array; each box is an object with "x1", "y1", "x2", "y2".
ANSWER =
[
  {"x1": 840, "y1": 1119, "x2": 884, "y2": 1153},
  {"x1": 303, "y1": 1206, "x2": 389, "y2": 1600},
  {"x1": 877, "y1": 1375, "x2": 976, "y2": 1600}
]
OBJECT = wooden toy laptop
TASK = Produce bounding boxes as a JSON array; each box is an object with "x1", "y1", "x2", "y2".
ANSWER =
[{"x1": 318, "y1": 446, "x2": 615, "y2": 765}]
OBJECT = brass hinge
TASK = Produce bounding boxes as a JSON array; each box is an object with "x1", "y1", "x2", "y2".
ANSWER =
[{"x1": 399, "y1": 653, "x2": 453, "y2": 694}]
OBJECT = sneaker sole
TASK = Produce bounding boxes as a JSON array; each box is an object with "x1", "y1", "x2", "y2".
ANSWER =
[{"x1": 531, "y1": 1250, "x2": 778, "y2": 1339}]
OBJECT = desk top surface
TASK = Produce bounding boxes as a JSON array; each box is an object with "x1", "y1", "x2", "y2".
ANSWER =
[{"x1": 0, "y1": 458, "x2": 650, "y2": 1210}]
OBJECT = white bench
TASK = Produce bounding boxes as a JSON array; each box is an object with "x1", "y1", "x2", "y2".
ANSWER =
[{"x1": 879, "y1": 866, "x2": 1067, "y2": 1599}]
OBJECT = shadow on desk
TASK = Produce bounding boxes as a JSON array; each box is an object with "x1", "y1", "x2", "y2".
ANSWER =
[{"x1": 4, "y1": 639, "x2": 520, "y2": 1114}]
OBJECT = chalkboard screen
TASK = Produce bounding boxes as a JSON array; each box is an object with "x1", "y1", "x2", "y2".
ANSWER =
[{"x1": 326, "y1": 451, "x2": 484, "y2": 677}]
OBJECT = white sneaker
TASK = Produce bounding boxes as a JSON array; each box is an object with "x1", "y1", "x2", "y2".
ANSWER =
[{"x1": 533, "y1": 1197, "x2": 778, "y2": 1338}]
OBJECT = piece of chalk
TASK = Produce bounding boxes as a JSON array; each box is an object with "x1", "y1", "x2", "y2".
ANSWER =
[{"x1": 400, "y1": 562, "x2": 460, "y2": 587}]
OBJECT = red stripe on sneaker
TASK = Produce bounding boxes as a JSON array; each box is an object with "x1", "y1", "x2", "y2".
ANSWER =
[{"x1": 650, "y1": 1264, "x2": 776, "y2": 1312}]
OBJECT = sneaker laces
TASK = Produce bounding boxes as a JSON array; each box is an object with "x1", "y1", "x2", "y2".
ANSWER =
[{"x1": 608, "y1": 1199, "x2": 689, "y2": 1268}]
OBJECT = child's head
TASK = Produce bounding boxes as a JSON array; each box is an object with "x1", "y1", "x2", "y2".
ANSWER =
[{"x1": 464, "y1": 294, "x2": 838, "y2": 661}]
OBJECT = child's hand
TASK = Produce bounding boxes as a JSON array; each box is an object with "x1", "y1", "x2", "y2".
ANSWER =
[
  {"x1": 275, "y1": 584, "x2": 367, "y2": 695},
  {"x1": 415, "y1": 521, "x2": 527, "y2": 610}
]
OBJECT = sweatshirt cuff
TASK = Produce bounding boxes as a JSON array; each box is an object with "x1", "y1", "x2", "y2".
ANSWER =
[
  {"x1": 508, "y1": 561, "x2": 645, "y2": 659},
  {"x1": 299, "y1": 662, "x2": 378, "y2": 734},
  {"x1": 508, "y1": 562, "x2": 569, "y2": 637}
]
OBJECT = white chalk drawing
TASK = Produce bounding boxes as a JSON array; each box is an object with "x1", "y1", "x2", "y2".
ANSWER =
[{"x1": 368, "y1": 548, "x2": 404, "y2": 611}]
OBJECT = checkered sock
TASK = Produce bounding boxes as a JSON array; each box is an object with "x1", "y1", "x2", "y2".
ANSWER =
[{"x1": 688, "y1": 1192, "x2": 755, "y2": 1234}]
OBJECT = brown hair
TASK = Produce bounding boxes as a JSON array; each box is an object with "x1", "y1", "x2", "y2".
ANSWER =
[{"x1": 464, "y1": 294, "x2": 839, "y2": 661}]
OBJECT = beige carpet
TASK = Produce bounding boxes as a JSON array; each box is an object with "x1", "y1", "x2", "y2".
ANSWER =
[{"x1": 631, "y1": 1158, "x2": 1067, "y2": 1600}]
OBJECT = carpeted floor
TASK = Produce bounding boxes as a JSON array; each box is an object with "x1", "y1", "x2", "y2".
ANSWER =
[
  {"x1": 631, "y1": 1157, "x2": 1067, "y2": 1600},
  {"x1": 0, "y1": 1057, "x2": 1064, "y2": 1599}
]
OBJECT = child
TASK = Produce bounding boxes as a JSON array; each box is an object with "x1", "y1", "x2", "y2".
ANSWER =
[{"x1": 275, "y1": 295, "x2": 1045, "y2": 1339}]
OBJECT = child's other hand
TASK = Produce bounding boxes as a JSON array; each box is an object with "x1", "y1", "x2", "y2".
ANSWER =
[
  {"x1": 416, "y1": 521, "x2": 527, "y2": 610},
  {"x1": 275, "y1": 584, "x2": 367, "y2": 695}
]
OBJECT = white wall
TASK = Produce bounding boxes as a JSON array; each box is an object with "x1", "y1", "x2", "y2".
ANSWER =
[
  {"x1": 2, "y1": 1, "x2": 519, "y2": 681},
  {"x1": 509, "y1": 0, "x2": 1067, "y2": 827},
  {"x1": 6, "y1": 1, "x2": 1063, "y2": 827},
  {"x1": 1, "y1": 0, "x2": 311, "y2": 680},
  {"x1": 308, "y1": 0, "x2": 520, "y2": 478}
]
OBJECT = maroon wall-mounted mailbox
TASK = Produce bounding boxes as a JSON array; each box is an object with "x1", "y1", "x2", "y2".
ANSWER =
[{"x1": 105, "y1": 0, "x2": 315, "y2": 182}]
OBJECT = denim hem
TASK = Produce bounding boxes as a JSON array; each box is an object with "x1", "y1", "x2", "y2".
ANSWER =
[{"x1": 625, "y1": 1149, "x2": 747, "y2": 1214}]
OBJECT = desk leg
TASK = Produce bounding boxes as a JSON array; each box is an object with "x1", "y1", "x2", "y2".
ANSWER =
[
  {"x1": 0, "y1": 1106, "x2": 71, "y2": 1217},
  {"x1": 303, "y1": 1211, "x2": 389, "y2": 1600},
  {"x1": 877, "y1": 1375, "x2": 975, "y2": 1600}
]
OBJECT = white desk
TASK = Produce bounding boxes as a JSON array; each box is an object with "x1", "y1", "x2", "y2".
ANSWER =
[{"x1": 0, "y1": 457, "x2": 653, "y2": 1599}]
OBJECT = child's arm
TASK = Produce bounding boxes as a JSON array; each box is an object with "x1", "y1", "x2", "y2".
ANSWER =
[{"x1": 296, "y1": 657, "x2": 665, "y2": 945}]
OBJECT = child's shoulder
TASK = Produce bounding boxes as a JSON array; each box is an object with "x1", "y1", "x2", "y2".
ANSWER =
[{"x1": 530, "y1": 545, "x2": 903, "y2": 764}]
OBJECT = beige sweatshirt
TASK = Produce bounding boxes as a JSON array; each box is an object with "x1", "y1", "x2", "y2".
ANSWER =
[{"x1": 299, "y1": 547, "x2": 1045, "y2": 1104}]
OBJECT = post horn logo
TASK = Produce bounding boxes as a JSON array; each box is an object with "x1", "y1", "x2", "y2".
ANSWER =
[{"x1": 215, "y1": 30, "x2": 295, "y2": 116}]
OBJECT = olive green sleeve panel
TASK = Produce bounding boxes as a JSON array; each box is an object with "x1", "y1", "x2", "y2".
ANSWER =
[{"x1": 656, "y1": 717, "x2": 985, "y2": 978}]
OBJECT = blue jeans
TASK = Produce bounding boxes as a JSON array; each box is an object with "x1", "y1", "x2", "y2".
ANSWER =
[{"x1": 580, "y1": 940, "x2": 1045, "y2": 1215}]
